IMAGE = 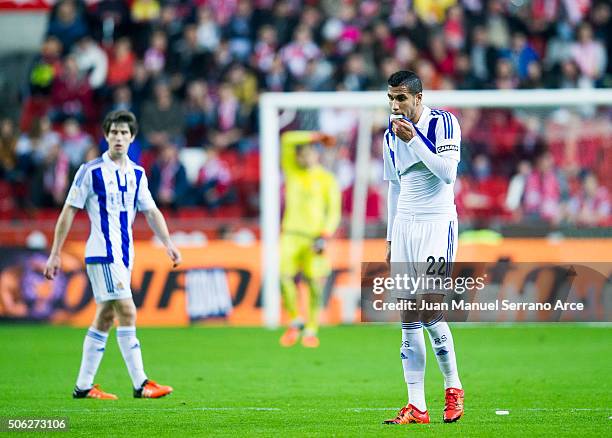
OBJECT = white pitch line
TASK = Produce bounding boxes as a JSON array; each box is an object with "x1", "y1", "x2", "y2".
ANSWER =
[
  {"x1": 7, "y1": 407, "x2": 282, "y2": 413},
  {"x1": 7, "y1": 407, "x2": 610, "y2": 414}
]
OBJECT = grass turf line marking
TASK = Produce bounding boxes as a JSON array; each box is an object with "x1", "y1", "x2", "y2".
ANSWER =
[
  {"x1": 7, "y1": 407, "x2": 610, "y2": 414},
  {"x1": 7, "y1": 407, "x2": 282, "y2": 413}
]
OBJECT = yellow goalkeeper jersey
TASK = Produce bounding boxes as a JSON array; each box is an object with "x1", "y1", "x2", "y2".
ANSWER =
[{"x1": 280, "y1": 131, "x2": 341, "y2": 238}]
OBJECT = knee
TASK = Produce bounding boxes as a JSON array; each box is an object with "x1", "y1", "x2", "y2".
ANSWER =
[
  {"x1": 419, "y1": 310, "x2": 442, "y2": 325},
  {"x1": 116, "y1": 304, "x2": 137, "y2": 325},
  {"x1": 94, "y1": 306, "x2": 115, "y2": 331},
  {"x1": 400, "y1": 304, "x2": 419, "y2": 323}
]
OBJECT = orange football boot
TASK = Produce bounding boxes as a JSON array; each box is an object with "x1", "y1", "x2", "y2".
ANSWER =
[
  {"x1": 73, "y1": 384, "x2": 118, "y2": 400},
  {"x1": 301, "y1": 334, "x2": 320, "y2": 348},
  {"x1": 280, "y1": 327, "x2": 300, "y2": 347},
  {"x1": 443, "y1": 387, "x2": 464, "y2": 422},
  {"x1": 383, "y1": 404, "x2": 430, "y2": 424},
  {"x1": 134, "y1": 380, "x2": 173, "y2": 398}
]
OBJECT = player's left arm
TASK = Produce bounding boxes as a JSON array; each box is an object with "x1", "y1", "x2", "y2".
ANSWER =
[
  {"x1": 143, "y1": 207, "x2": 182, "y2": 268},
  {"x1": 314, "y1": 173, "x2": 341, "y2": 254},
  {"x1": 137, "y1": 172, "x2": 182, "y2": 267},
  {"x1": 323, "y1": 173, "x2": 341, "y2": 236},
  {"x1": 393, "y1": 114, "x2": 460, "y2": 184}
]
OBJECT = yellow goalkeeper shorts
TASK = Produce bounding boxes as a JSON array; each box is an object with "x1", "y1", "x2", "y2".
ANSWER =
[{"x1": 280, "y1": 233, "x2": 330, "y2": 279}]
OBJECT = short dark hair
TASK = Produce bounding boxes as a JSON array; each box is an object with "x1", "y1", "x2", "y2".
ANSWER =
[
  {"x1": 102, "y1": 110, "x2": 138, "y2": 136},
  {"x1": 387, "y1": 70, "x2": 423, "y2": 95}
]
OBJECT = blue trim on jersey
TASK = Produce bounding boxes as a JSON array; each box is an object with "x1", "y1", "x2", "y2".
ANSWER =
[
  {"x1": 427, "y1": 118, "x2": 438, "y2": 146},
  {"x1": 119, "y1": 211, "x2": 129, "y2": 268},
  {"x1": 392, "y1": 115, "x2": 437, "y2": 154},
  {"x1": 115, "y1": 171, "x2": 127, "y2": 208},
  {"x1": 115, "y1": 170, "x2": 131, "y2": 268},
  {"x1": 134, "y1": 168, "x2": 143, "y2": 209},
  {"x1": 430, "y1": 110, "x2": 453, "y2": 139},
  {"x1": 412, "y1": 122, "x2": 437, "y2": 153},
  {"x1": 75, "y1": 157, "x2": 103, "y2": 187},
  {"x1": 87, "y1": 168, "x2": 114, "y2": 264}
]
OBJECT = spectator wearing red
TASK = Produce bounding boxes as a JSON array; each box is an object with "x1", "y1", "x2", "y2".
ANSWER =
[
  {"x1": 566, "y1": 172, "x2": 611, "y2": 226},
  {"x1": 209, "y1": 83, "x2": 243, "y2": 149},
  {"x1": 194, "y1": 146, "x2": 234, "y2": 210},
  {"x1": 50, "y1": 56, "x2": 95, "y2": 124},
  {"x1": 106, "y1": 38, "x2": 136, "y2": 88},
  {"x1": 0, "y1": 119, "x2": 18, "y2": 181},
  {"x1": 428, "y1": 33, "x2": 456, "y2": 77},
  {"x1": 444, "y1": 5, "x2": 465, "y2": 51},
  {"x1": 523, "y1": 152, "x2": 564, "y2": 224}
]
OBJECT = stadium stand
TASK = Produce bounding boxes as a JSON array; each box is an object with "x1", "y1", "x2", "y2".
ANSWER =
[{"x1": 0, "y1": 0, "x2": 610, "y2": 242}]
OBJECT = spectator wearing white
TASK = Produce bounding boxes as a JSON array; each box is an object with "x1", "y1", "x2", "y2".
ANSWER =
[
  {"x1": 571, "y1": 23, "x2": 607, "y2": 86},
  {"x1": 73, "y1": 36, "x2": 108, "y2": 90},
  {"x1": 280, "y1": 25, "x2": 321, "y2": 79},
  {"x1": 196, "y1": 6, "x2": 220, "y2": 52}
]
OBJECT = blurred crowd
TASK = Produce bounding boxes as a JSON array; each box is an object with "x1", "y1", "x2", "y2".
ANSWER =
[{"x1": 0, "y1": 0, "x2": 610, "y2": 229}]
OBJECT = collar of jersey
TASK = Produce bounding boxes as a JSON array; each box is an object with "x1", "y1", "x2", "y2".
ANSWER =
[
  {"x1": 388, "y1": 105, "x2": 431, "y2": 132},
  {"x1": 102, "y1": 151, "x2": 131, "y2": 172}
]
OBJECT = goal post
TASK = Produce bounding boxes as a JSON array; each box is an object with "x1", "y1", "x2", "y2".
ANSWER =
[{"x1": 259, "y1": 88, "x2": 612, "y2": 328}]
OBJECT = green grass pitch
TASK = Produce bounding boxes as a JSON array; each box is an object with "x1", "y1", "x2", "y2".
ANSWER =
[{"x1": 1, "y1": 324, "x2": 610, "y2": 437}]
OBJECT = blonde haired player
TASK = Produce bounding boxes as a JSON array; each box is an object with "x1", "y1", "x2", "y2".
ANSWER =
[
  {"x1": 278, "y1": 131, "x2": 341, "y2": 348},
  {"x1": 44, "y1": 110, "x2": 181, "y2": 399},
  {"x1": 382, "y1": 71, "x2": 464, "y2": 425}
]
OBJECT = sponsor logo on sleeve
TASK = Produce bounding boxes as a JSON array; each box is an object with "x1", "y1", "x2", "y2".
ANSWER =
[{"x1": 436, "y1": 144, "x2": 459, "y2": 153}]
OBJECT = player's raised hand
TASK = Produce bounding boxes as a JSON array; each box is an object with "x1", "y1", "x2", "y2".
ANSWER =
[
  {"x1": 313, "y1": 132, "x2": 336, "y2": 148},
  {"x1": 392, "y1": 118, "x2": 416, "y2": 143},
  {"x1": 167, "y1": 244, "x2": 182, "y2": 268},
  {"x1": 44, "y1": 254, "x2": 61, "y2": 280}
]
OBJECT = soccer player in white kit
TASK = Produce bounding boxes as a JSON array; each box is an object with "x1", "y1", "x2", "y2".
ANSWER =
[
  {"x1": 381, "y1": 71, "x2": 464, "y2": 425},
  {"x1": 44, "y1": 110, "x2": 182, "y2": 400}
]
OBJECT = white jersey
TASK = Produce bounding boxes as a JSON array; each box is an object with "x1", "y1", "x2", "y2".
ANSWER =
[
  {"x1": 383, "y1": 105, "x2": 461, "y2": 218},
  {"x1": 66, "y1": 152, "x2": 156, "y2": 269}
]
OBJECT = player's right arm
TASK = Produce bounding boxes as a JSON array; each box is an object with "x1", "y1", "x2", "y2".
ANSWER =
[
  {"x1": 45, "y1": 163, "x2": 91, "y2": 280},
  {"x1": 44, "y1": 203, "x2": 78, "y2": 279},
  {"x1": 280, "y1": 131, "x2": 335, "y2": 174},
  {"x1": 387, "y1": 180, "x2": 400, "y2": 264},
  {"x1": 383, "y1": 130, "x2": 399, "y2": 264}
]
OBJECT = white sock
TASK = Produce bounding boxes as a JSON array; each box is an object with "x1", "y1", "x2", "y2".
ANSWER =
[
  {"x1": 76, "y1": 327, "x2": 108, "y2": 390},
  {"x1": 424, "y1": 315, "x2": 462, "y2": 389},
  {"x1": 400, "y1": 322, "x2": 427, "y2": 412},
  {"x1": 116, "y1": 326, "x2": 147, "y2": 389}
]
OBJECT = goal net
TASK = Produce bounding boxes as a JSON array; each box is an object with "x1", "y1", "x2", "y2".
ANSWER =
[{"x1": 259, "y1": 89, "x2": 612, "y2": 328}]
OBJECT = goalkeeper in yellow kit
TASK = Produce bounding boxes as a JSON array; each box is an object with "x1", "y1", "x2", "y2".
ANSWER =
[{"x1": 279, "y1": 131, "x2": 341, "y2": 348}]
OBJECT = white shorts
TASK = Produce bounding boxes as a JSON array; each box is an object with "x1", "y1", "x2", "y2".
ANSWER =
[
  {"x1": 390, "y1": 216, "x2": 458, "y2": 298},
  {"x1": 86, "y1": 263, "x2": 133, "y2": 303}
]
